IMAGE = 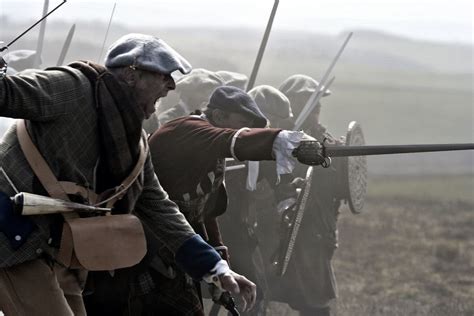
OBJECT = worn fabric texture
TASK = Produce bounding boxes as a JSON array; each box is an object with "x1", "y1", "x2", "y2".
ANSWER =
[
  {"x1": 0, "y1": 258, "x2": 82, "y2": 316},
  {"x1": 136, "y1": 114, "x2": 280, "y2": 313},
  {"x1": 69, "y1": 61, "x2": 144, "y2": 212},
  {"x1": 0, "y1": 65, "x2": 194, "y2": 268},
  {"x1": 270, "y1": 152, "x2": 342, "y2": 309},
  {"x1": 149, "y1": 115, "x2": 280, "y2": 204}
]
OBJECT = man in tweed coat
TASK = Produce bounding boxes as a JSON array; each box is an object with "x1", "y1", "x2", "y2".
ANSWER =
[{"x1": 0, "y1": 33, "x2": 255, "y2": 316}]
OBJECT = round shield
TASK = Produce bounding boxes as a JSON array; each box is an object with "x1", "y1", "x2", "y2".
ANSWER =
[{"x1": 344, "y1": 121, "x2": 367, "y2": 214}]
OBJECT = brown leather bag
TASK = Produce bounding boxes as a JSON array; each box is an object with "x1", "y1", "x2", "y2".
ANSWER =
[
  {"x1": 57, "y1": 214, "x2": 146, "y2": 270},
  {"x1": 17, "y1": 119, "x2": 147, "y2": 271}
]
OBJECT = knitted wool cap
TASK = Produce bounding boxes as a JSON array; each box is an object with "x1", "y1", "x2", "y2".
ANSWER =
[
  {"x1": 248, "y1": 85, "x2": 292, "y2": 120},
  {"x1": 175, "y1": 68, "x2": 224, "y2": 105},
  {"x1": 105, "y1": 33, "x2": 192, "y2": 75},
  {"x1": 208, "y1": 86, "x2": 268, "y2": 128},
  {"x1": 215, "y1": 70, "x2": 248, "y2": 90},
  {"x1": 278, "y1": 74, "x2": 331, "y2": 118}
]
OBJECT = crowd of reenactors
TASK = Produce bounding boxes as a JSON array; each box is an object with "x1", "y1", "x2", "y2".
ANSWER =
[{"x1": 1, "y1": 33, "x2": 347, "y2": 316}]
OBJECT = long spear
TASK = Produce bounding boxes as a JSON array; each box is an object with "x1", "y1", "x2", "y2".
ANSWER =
[
  {"x1": 293, "y1": 32, "x2": 352, "y2": 130},
  {"x1": 33, "y1": 0, "x2": 49, "y2": 68},
  {"x1": 246, "y1": 0, "x2": 280, "y2": 91},
  {"x1": 56, "y1": 24, "x2": 76, "y2": 66},
  {"x1": 97, "y1": 2, "x2": 117, "y2": 63},
  {"x1": 0, "y1": 0, "x2": 67, "y2": 53}
]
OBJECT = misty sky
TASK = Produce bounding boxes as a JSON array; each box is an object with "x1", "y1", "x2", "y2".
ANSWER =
[{"x1": 1, "y1": 0, "x2": 472, "y2": 44}]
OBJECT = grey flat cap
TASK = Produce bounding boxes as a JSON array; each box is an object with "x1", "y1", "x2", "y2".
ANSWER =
[
  {"x1": 105, "y1": 33, "x2": 192, "y2": 75},
  {"x1": 279, "y1": 74, "x2": 331, "y2": 117},
  {"x1": 215, "y1": 70, "x2": 248, "y2": 90},
  {"x1": 248, "y1": 85, "x2": 292, "y2": 120},
  {"x1": 208, "y1": 86, "x2": 268, "y2": 128},
  {"x1": 176, "y1": 68, "x2": 224, "y2": 105}
]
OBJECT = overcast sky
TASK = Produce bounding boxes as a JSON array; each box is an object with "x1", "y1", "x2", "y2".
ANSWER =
[{"x1": 0, "y1": 0, "x2": 473, "y2": 44}]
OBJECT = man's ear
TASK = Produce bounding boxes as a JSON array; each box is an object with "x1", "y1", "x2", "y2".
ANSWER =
[
  {"x1": 212, "y1": 109, "x2": 223, "y2": 123},
  {"x1": 123, "y1": 68, "x2": 138, "y2": 86}
]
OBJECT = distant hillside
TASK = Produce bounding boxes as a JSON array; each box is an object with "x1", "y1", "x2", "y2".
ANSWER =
[
  {"x1": 2, "y1": 20, "x2": 472, "y2": 75},
  {"x1": 1, "y1": 20, "x2": 472, "y2": 174}
]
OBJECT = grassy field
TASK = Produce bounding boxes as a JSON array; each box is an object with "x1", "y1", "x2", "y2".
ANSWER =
[
  {"x1": 220, "y1": 175, "x2": 473, "y2": 316},
  {"x1": 332, "y1": 175, "x2": 474, "y2": 316},
  {"x1": 205, "y1": 174, "x2": 474, "y2": 315}
]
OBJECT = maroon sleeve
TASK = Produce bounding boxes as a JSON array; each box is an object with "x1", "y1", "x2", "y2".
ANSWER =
[
  {"x1": 153, "y1": 117, "x2": 281, "y2": 161},
  {"x1": 233, "y1": 128, "x2": 282, "y2": 161}
]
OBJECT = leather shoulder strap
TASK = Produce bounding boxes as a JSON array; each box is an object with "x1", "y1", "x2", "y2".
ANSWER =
[
  {"x1": 95, "y1": 131, "x2": 149, "y2": 208},
  {"x1": 16, "y1": 119, "x2": 70, "y2": 201}
]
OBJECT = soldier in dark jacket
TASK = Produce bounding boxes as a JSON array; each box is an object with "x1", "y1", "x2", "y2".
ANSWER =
[
  {"x1": 273, "y1": 74, "x2": 344, "y2": 316},
  {"x1": 218, "y1": 85, "x2": 297, "y2": 315},
  {"x1": 144, "y1": 86, "x2": 314, "y2": 315}
]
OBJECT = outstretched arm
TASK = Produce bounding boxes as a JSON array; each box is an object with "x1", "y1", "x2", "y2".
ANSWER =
[{"x1": 0, "y1": 67, "x2": 89, "y2": 121}]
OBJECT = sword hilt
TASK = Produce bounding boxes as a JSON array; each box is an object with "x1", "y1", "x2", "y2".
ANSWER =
[{"x1": 292, "y1": 140, "x2": 327, "y2": 166}]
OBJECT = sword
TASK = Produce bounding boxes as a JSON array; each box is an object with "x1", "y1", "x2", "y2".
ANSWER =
[{"x1": 293, "y1": 140, "x2": 474, "y2": 167}]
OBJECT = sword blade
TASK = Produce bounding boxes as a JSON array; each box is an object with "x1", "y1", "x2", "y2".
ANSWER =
[{"x1": 324, "y1": 143, "x2": 474, "y2": 157}]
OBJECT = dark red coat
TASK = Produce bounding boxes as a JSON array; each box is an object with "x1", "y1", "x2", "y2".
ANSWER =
[{"x1": 149, "y1": 115, "x2": 281, "y2": 245}]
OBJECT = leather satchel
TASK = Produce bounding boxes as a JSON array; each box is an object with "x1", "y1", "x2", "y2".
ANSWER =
[
  {"x1": 57, "y1": 214, "x2": 146, "y2": 270},
  {"x1": 16, "y1": 119, "x2": 147, "y2": 271}
]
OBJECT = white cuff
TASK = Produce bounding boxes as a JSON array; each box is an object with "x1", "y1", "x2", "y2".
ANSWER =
[
  {"x1": 272, "y1": 130, "x2": 306, "y2": 180},
  {"x1": 202, "y1": 259, "x2": 231, "y2": 289},
  {"x1": 230, "y1": 128, "x2": 251, "y2": 160}
]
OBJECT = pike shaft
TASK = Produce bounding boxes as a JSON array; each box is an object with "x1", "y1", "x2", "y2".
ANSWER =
[
  {"x1": 97, "y1": 2, "x2": 117, "y2": 63},
  {"x1": 56, "y1": 24, "x2": 76, "y2": 66},
  {"x1": 246, "y1": 0, "x2": 279, "y2": 91},
  {"x1": 293, "y1": 32, "x2": 352, "y2": 129},
  {"x1": 1, "y1": 0, "x2": 67, "y2": 52}
]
